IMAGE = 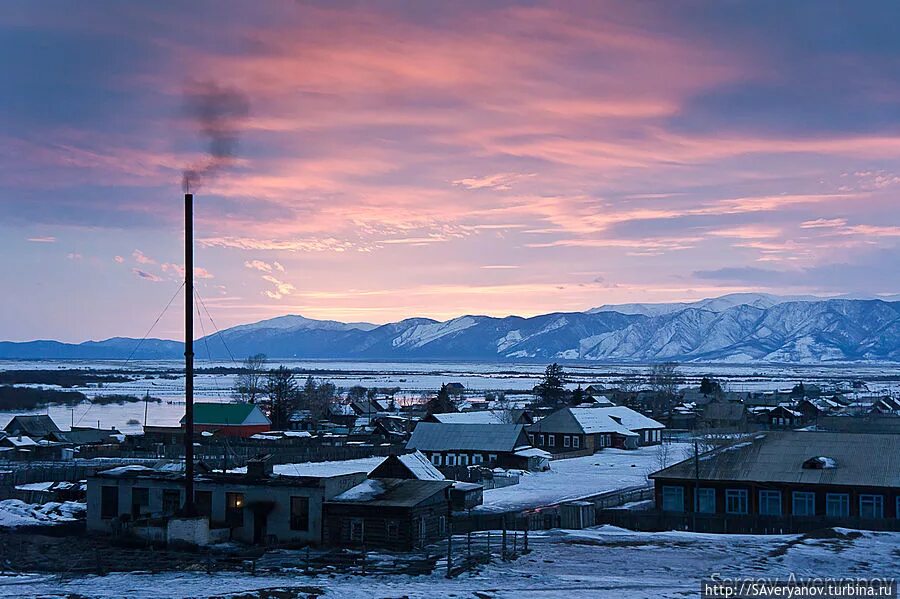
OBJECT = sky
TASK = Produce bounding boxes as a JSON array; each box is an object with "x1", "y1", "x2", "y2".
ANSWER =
[{"x1": 2, "y1": 0, "x2": 899, "y2": 342}]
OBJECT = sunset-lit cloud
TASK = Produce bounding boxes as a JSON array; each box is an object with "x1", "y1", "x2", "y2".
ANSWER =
[{"x1": 1, "y1": 1, "x2": 899, "y2": 341}]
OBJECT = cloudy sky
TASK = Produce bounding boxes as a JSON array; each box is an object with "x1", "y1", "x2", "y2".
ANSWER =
[{"x1": 2, "y1": 1, "x2": 899, "y2": 342}]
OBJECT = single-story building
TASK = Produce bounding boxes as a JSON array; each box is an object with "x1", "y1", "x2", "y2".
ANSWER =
[
  {"x1": 87, "y1": 460, "x2": 364, "y2": 545},
  {"x1": 700, "y1": 401, "x2": 748, "y2": 430},
  {"x1": 406, "y1": 422, "x2": 537, "y2": 470},
  {"x1": 766, "y1": 405, "x2": 803, "y2": 429},
  {"x1": 181, "y1": 402, "x2": 271, "y2": 438},
  {"x1": 424, "y1": 410, "x2": 531, "y2": 425},
  {"x1": 650, "y1": 431, "x2": 899, "y2": 528},
  {"x1": 527, "y1": 406, "x2": 664, "y2": 454},
  {"x1": 369, "y1": 451, "x2": 445, "y2": 481},
  {"x1": 4, "y1": 415, "x2": 62, "y2": 440},
  {"x1": 324, "y1": 478, "x2": 452, "y2": 550}
]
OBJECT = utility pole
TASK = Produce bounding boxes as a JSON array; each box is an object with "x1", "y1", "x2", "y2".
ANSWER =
[{"x1": 183, "y1": 192, "x2": 195, "y2": 515}]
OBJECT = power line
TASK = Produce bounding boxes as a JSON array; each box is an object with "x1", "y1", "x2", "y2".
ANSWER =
[
  {"x1": 194, "y1": 288, "x2": 238, "y2": 366},
  {"x1": 75, "y1": 282, "x2": 185, "y2": 427}
]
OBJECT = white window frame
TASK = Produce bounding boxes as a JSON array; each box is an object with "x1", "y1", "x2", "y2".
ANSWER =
[
  {"x1": 459, "y1": 454, "x2": 469, "y2": 466},
  {"x1": 695, "y1": 488, "x2": 715, "y2": 513},
  {"x1": 539, "y1": 434, "x2": 546, "y2": 446},
  {"x1": 572, "y1": 435, "x2": 580, "y2": 448},
  {"x1": 488, "y1": 453, "x2": 498, "y2": 464},
  {"x1": 431, "y1": 453, "x2": 442, "y2": 466},
  {"x1": 759, "y1": 490, "x2": 782, "y2": 516},
  {"x1": 725, "y1": 489, "x2": 748, "y2": 514},
  {"x1": 563, "y1": 435, "x2": 571, "y2": 448},
  {"x1": 446, "y1": 454, "x2": 456, "y2": 466},
  {"x1": 472, "y1": 454, "x2": 483, "y2": 465},
  {"x1": 661, "y1": 485, "x2": 685, "y2": 512},
  {"x1": 548, "y1": 435, "x2": 555, "y2": 447},
  {"x1": 859, "y1": 494, "x2": 884, "y2": 519},
  {"x1": 826, "y1": 493, "x2": 849, "y2": 518},
  {"x1": 792, "y1": 491, "x2": 815, "y2": 516}
]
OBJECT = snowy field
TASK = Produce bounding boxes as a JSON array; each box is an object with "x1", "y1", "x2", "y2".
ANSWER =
[
  {"x1": 476, "y1": 444, "x2": 689, "y2": 513},
  {"x1": 2, "y1": 526, "x2": 895, "y2": 598},
  {"x1": 1, "y1": 358, "x2": 898, "y2": 434}
]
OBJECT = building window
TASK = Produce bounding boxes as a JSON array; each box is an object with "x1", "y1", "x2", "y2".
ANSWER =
[
  {"x1": 792, "y1": 492, "x2": 815, "y2": 516},
  {"x1": 439, "y1": 515, "x2": 447, "y2": 536},
  {"x1": 431, "y1": 453, "x2": 442, "y2": 466},
  {"x1": 226, "y1": 492, "x2": 244, "y2": 527},
  {"x1": 290, "y1": 496, "x2": 310, "y2": 531},
  {"x1": 387, "y1": 520, "x2": 399, "y2": 541},
  {"x1": 528, "y1": 434, "x2": 535, "y2": 445},
  {"x1": 194, "y1": 490, "x2": 212, "y2": 518},
  {"x1": 759, "y1": 490, "x2": 782, "y2": 516},
  {"x1": 101, "y1": 485, "x2": 118, "y2": 519},
  {"x1": 563, "y1": 435, "x2": 571, "y2": 448},
  {"x1": 350, "y1": 518, "x2": 364, "y2": 543},
  {"x1": 859, "y1": 495, "x2": 884, "y2": 519},
  {"x1": 131, "y1": 487, "x2": 149, "y2": 518},
  {"x1": 472, "y1": 454, "x2": 483, "y2": 465},
  {"x1": 446, "y1": 454, "x2": 456, "y2": 466},
  {"x1": 459, "y1": 454, "x2": 469, "y2": 466},
  {"x1": 826, "y1": 493, "x2": 849, "y2": 518},
  {"x1": 539, "y1": 434, "x2": 546, "y2": 446},
  {"x1": 725, "y1": 489, "x2": 748, "y2": 514},
  {"x1": 572, "y1": 436, "x2": 580, "y2": 448},
  {"x1": 548, "y1": 435, "x2": 555, "y2": 447},
  {"x1": 661, "y1": 485, "x2": 684, "y2": 512},
  {"x1": 488, "y1": 454, "x2": 498, "y2": 464},
  {"x1": 695, "y1": 488, "x2": 716, "y2": 513},
  {"x1": 162, "y1": 489, "x2": 181, "y2": 515}
]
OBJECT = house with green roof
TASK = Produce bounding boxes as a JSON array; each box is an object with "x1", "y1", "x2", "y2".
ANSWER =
[{"x1": 180, "y1": 402, "x2": 271, "y2": 438}]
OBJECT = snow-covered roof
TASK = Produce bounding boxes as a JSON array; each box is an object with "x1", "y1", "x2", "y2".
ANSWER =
[
  {"x1": 4, "y1": 436, "x2": 38, "y2": 448},
  {"x1": 397, "y1": 451, "x2": 445, "y2": 480},
  {"x1": 514, "y1": 447, "x2": 552, "y2": 459},
  {"x1": 430, "y1": 411, "x2": 506, "y2": 425}
]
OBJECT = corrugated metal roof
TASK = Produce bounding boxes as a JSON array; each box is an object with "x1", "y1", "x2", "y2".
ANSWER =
[
  {"x1": 397, "y1": 451, "x2": 445, "y2": 481},
  {"x1": 650, "y1": 431, "x2": 900, "y2": 489},
  {"x1": 406, "y1": 422, "x2": 526, "y2": 452},
  {"x1": 329, "y1": 478, "x2": 451, "y2": 507},
  {"x1": 180, "y1": 402, "x2": 271, "y2": 426}
]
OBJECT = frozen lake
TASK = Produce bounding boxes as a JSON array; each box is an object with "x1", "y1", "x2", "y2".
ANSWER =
[{"x1": 1, "y1": 359, "x2": 898, "y2": 434}]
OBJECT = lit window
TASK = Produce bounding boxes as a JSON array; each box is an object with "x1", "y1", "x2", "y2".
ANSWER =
[
  {"x1": 792, "y1": 492, "x2": 815, "y2": 516},
  {"x1": 226, "y1": 492, "x2": 244, "y2": 527},
  {"x1": 725, "y1": 489, "x2": 748, "y2": 514}
]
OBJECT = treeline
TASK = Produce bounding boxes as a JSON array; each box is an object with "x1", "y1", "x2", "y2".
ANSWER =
[
  {"x1": 0, "y1": 370, "x2": 134, "y2": 388},
  {"x1": 0, "y1": 386, "x2": 159, "y2": 411}
]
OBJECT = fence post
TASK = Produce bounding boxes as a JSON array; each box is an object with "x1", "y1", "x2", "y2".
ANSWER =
[
  {"x1": 487, "y1": 530, "x2": 491, "y2": 556},
  {"x1": 501, "y1": 517, "x2": 508, "y2": 561},
  {"x1": 523, "y1": 514, "x2": 529, "y2": 553}
]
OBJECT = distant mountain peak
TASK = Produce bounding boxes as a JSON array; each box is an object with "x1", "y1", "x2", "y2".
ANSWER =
[{"x1": 587, "y1": 292, "x2": 826, "y2": 316}]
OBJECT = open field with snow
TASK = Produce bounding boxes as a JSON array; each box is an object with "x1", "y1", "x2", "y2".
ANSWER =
[
  {"x1": 2, "y1": 526, "x2": 895, "y2": 598},
  {"x1": 2, "y1": 359, "x2": 898, "y2": 434}
]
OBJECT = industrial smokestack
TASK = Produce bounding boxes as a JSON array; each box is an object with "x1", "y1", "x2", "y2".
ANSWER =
[{"x1": 183, "y1": 192, "x2": 195, "y2": 515}]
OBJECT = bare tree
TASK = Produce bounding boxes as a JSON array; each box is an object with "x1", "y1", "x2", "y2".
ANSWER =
[
  {"x1": 647, "y1": 362, "x2": 680, "y2": 417},
  {"x1": 491, "y1": 392, "x2": 517, "y2": 423},
  {"x1": 232, "y1": 353, "x2": 267, "y2": 403}
]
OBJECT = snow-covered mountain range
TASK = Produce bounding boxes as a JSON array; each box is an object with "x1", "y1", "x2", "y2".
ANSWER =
[{"x1": 2, "y1": 294, "x2": 899, "y2": 363}]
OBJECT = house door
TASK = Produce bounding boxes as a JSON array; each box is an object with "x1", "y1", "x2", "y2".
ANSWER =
[
  {"x1": 253, "y1": 512, "x2": 268, "y2": 544},
  {"x1": 416, "y1": 516, "x2": 427, "y2": 547}
]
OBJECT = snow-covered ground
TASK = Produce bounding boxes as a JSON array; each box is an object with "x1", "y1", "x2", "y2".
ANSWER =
[
  {"x1": 1, "y1": 526, "x2": 895, "y2": 598},
  {"x1": 0, "y1": 499, "x2": 85, "y2": 528},
  {"x1": 1, "y1": 359, "x2": 898, "y2": 434},
  {"x1": 477, "y1": 444, "x2": 689, "y2": 513}
]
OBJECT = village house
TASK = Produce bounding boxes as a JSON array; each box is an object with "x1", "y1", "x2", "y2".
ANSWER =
[
  {"x1": 699, "y1": 400, "x2": 748, "y2": 430},
  {"x1": 182, "y1": 403, "x2": 271, "y2": 438},
  {"x1": 369, "y1": 451, "x2": 445, "y2": 481},
  {"x1": 86, "y1": 459, "x2": 365, "y2": 545},
  {"x1": 406, "y1": 422, "x2": 541, "y2": 470},
  {"x1": 424, "y1": 409, "x2": 532, "y2": 425},
  {"x1": 323, "y1": 478, "x2": 453, "y2": 550},
  {"x1": 527, "y1": 406, "x2": 664, "y2": 455},
  {"x1": 650, "y1": 431, "x2": 900, "y2": 531},
  {"x1": 766, "y1": 405, "x2": 804, "y2": 429},
  {"x1": 4, "y1": 414, "x2": 62, "y2": 440}
]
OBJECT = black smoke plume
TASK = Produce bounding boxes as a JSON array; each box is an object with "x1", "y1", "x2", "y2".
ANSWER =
[{"x1": 181, "y1": 81, "x2": 250, "y2": 193}]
